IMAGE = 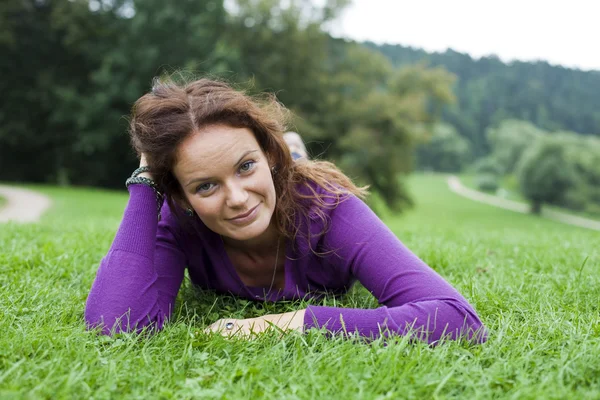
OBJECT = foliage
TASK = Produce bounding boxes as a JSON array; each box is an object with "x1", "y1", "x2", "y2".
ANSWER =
[
  {"x1": 556, "y1": 189, "x2": 588, "y2": 211},
  {"x1": 472, "y1": 157, "x2": 502, "y2": 194},
  {"x1": 485, "y1": 120, "x2": 546, "y2": 174},
  {"x1": 516, "y1": 136, "x2": 578, "y2": 214},
  {"x1": 475, "y1": 174, "x2": 499, "y2": 193},
  {"x1": 416, "y1": 123, "x2": 471, "y2": 172},
  {"x1": 0, "y1": 0, "x2": 454, "y2": 211},
  {"x1": 365, "y1": 43, "x2": 600, "y2": 157},
  {"x1": 472, "y1": 157, "x2": 503, "y2": 177},
  {"x1": 474, "y1": 121, "x2": 600, "y2": 215}
]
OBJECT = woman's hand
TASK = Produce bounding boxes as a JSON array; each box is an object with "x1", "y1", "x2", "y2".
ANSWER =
[
  {"x1": 205, "y1": 309, "x2": 306, "y2": 338},
  {"x1": 138, "y1": 153, "x2": 154, "y2": 179}
]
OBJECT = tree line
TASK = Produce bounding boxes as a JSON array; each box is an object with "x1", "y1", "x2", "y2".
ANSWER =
[
  {"x1": 366, "y1": 43, "x2": 600, "y2": 156},
  {"x1": 2, "y1": 0, "x2": 598, "y2": 214},
  {"x1": 0, "y1": 0, "x2": 454, "y2": 211}
]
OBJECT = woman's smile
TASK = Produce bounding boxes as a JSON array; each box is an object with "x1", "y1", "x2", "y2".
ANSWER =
[{"x1": 226, "y1": 203, "x2": 261, "y2": 226}]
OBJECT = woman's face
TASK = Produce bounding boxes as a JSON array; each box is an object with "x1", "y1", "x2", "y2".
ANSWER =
[{"x1": 173, "y1": 124, "x2": 277, "y2": 242}]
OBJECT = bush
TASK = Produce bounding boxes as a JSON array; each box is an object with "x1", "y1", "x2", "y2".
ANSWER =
[
  {"x1": 516, "y1": 136, "x2": 577, "y2": 214},
  {"x1": 588, "y1": 187, "x2": 600, "y2": 205},
  {"x1": 472, "y1": 157, "x2": 503, "y2": 177},
  {"x1": 554, "y1": 190, "x2": 588, "y2": 211},
  {"x1": 476, "y1": 174, "x2": 499, "y2": 193},
  {"x1": 416, "y1": 123, "x2": 472, "y2": 172},
  {"x1": 585, "y1": 202, "x2": 600, "y2": 217}
]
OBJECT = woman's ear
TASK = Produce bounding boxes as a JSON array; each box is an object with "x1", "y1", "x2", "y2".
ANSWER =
[
  {"x1": 174, "y1": 196, "x2": 195, "y2": 217},
  {"x1": 171, "y1": 192, "x2": 191, "y2": 211}
]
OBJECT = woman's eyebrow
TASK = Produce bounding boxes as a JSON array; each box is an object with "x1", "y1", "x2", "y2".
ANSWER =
[
  {"x1": 234, "y1": 150, "x2": 258, "y2": 166},
  {"x1": 185, "y1": 150, "x2": 259, "y2": 187}
]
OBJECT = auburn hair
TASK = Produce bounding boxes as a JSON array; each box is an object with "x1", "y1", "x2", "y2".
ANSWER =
[{"x1": 129, "y1": 77, "x2": 367, "y2": 246}]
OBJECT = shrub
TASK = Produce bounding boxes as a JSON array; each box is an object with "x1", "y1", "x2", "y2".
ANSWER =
[
  {"x1": 476, "y1": 174, "x2": 499, "y2": 193},
  {"x1": 554, "y1": 190, "x2": 588, "y2": 211},
  {"x1": 472, "y1": 157, "x2": 503, "y2": 177},
  {"x1": 516, "y1": 136, "x2": 577, "y2": 214}
]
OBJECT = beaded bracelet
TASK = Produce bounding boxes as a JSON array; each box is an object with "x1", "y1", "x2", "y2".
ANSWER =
[
  {"x1": 131, "y1": 166, "x2": 151, "y2": 178},
  {"x1": 125, "y1": 174, "x2": 164, "y2": 219}
]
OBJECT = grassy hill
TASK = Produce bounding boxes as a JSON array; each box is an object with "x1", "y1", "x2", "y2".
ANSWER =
[{"x1": 1, "y1": 175, "x2": 598, "y2": 398}]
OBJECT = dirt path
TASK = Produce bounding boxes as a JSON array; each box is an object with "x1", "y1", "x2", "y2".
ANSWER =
[
  {"x1": 0, "y1": 185, "x2": 52, "y2": 223},
  {"x1": 447, "y1": 176, "x2": 600, "y2": 232}
]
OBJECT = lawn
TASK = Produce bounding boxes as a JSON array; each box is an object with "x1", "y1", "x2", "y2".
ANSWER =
[{"x1": 1, "y1": 175, "x2": 599, "y2": 399}]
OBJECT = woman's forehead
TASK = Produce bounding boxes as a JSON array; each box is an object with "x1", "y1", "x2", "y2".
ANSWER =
[{"x1": 173, "y1": 125, "x2": 262, "y2": 178}]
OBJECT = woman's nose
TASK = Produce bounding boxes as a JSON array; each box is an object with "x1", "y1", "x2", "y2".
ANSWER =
[{"x1": 225, "y1": 182, "x2": 249, "y2": 208}]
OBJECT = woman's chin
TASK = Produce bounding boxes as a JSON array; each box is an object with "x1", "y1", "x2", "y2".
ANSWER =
[{"x1": 224, "y1": 220, "x2": 270, "y2": 242}]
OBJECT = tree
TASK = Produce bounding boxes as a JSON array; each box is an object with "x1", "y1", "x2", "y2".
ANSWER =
[
  {"x1": 322, "y1": 59, "x2": 456, "y2": 210},
  {"x1": 485, "y1": 120, "x2": 546, "y2": 174},
  {"x1": 516, "y1": 136, "x2": 577, "y2": 214},
  {"x1": 0, "y1": 0, "x2": 454, "y2": 213},
  {"x1": 223, "y1": 2, "x2": 456, "y2": 210},
  {"x1": 416, "y1": 123, "x2": 471, "y2": 172},
  {"x1": 72, "y1": 0, "x2": 227, "y2": 186},
  {"x1": 0, "y1": 0, "x2": 228, "y2": 186},
  {"x1": 364, "y1": 42, "x2": 600, "y2": 160}
]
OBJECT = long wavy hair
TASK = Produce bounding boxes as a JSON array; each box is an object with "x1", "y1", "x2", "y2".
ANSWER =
[{"x1": 129, "y1": 77, "x2": 368, "y2": 246}]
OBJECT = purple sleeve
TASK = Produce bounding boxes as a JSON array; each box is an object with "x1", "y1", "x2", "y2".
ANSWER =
[
  {"x1": 303, "y1": 195, "x2": 487, "y2": 344},
  {"x1": 85, "y1": 184, "x2": 186, "y2": 335}
]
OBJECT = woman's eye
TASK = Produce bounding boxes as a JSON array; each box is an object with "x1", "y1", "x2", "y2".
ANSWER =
[
  {"x1": 196, "y1": 183, "x2": 214, "y2": 193},
  {"x1": 240, "y1": 160, "x2": 255, "y2": 173}
]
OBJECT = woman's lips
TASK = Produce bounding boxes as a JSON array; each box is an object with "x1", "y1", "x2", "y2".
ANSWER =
[{"x1": 227, "y1": 204, "x2": 260, "y2": 225}]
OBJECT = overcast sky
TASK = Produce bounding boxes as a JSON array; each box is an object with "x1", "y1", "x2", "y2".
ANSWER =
[{"x1": 325, "y1": 0, "x2": 600, "y2": 71}]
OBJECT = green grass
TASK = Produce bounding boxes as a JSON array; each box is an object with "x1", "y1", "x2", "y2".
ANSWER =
[
  {"x1": 1, "y1": 175, "x2": 599, "y2": 399},
  {"x1": 0, "y1": 195, "x2": 5, "y2": 208}
]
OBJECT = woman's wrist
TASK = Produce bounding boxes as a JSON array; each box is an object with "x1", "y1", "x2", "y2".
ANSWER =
[
  {"x1": 125, "y1": 165, "x2": 163, "y2": 218},
  {"x1": 137, "y1": 172, "x2": 153, "y2": 179},
  {"x1": 263, "y1": 309, "x2": 306, "y2": 333},
  {"x1": 133, "y1": 165, "x2": 154, "y2": 180}
]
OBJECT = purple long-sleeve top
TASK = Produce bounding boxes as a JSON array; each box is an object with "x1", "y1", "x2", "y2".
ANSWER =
[{"x1": 85, "y1": 183, "x2": 487, "y2": 343}]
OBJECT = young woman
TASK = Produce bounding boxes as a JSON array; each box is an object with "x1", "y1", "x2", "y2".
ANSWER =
[{"x1": 85, "y1": 78, "x2": 487, "y2": 343}]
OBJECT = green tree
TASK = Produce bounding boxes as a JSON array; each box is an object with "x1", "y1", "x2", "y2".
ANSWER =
[
  {"x1": 485, "y1": 120, "x2": 546, "y2": 174},
  {"x1": 365, "y1": 42, "x2": 600, "y2": 159},
  {"x1": 1, "y1": 0, "x2": 454, "y2": 213},
  {"x1": 516, "y1": 136, "x2": 577, "y2": 214},
  {"x1": 73, "y1": 0, "x2": 227, "y2": 186},
  {"x1": 416, "y1": 123, "x2": 471, "y2": 172},
  {"x1": 556, "y1": 132, "x2": 600, "y2": 213},
  {"x1": 325, "y1": 58, "x2": 456, "y2": 210},
  {"x1": 223, "y1": 2, "x2": 455, "y2": 210}
]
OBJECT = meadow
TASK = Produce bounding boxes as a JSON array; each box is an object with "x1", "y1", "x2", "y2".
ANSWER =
[{"x1": 1, "y1": 174, "x2": 598, "y2": 399}]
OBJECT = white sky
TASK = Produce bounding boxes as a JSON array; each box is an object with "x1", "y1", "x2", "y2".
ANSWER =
[{"x1": 326, "y1": 0, "x2": 600, "y2": 71}]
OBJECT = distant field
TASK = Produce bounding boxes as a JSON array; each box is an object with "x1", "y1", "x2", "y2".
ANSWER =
[
  {"x1": 460, "y1": 174, "x2": 600, "y2": 221},
  {"x1": 1, "y1": 175, "x2": 598, "y2": 398}
]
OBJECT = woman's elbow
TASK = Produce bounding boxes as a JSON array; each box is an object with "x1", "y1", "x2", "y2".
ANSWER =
[
  {"x1": 438, "y1": 300, "x2": 488, "y2": 344},
  {"x1": 460, "y1": 313, "x2": 488, "y2": 344},
  {"x1": 84, "y1": 301, "x2": 165, "y2": 336},
  {"x1": 400, "y1": 299, "x2": 488, "y2": 344}
]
